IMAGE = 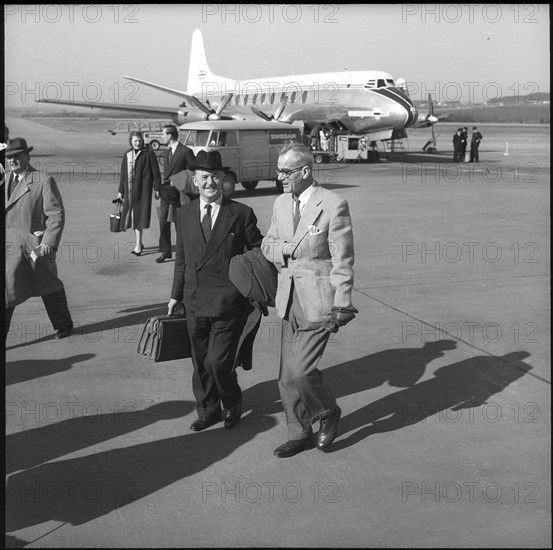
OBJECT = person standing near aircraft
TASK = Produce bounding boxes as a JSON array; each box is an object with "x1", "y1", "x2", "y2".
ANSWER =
[
  {"x1": 452, "y1": 129, "x2": 463, "y2": 162},
  {"x1": 470, "y1": 127, "x2": 483, "y2": 163},
  {"x1": 262, "y1": 143, "x2": 357, "y2": 458},
  {"x1": 167, "y1": 150, "x2": 264, "y2": 431},
  {"x1": 461, "y1": 127, "x2": 468, "y2": 161},
  {"x1": 5, "y1": 137, "x2": 74, "y2": 340},
  {"x1": 118, "y1": 131, "x2": 161, "y2": 255},
  {"x1": 155, "y1": 124, "x2": 196, "y2": 263}
]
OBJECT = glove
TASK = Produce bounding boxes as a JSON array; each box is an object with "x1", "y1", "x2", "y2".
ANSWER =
[{"x1": 323, "y1": 306, "x2": 358, "y2": 333}]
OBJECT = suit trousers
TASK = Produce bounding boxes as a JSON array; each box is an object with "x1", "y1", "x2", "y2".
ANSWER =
[
  {"x1": 279, "y1": 286, "x2": 336, "y2": 440},
  {"x1": 5, "y1": 287, "x2": 73, "y2": 339},
  {"x1": 186, "y1": 302, "x2": 243, "y2": 415},
  {"x1": 158, "y1": 197, "x2": 172, "y2": 253}
]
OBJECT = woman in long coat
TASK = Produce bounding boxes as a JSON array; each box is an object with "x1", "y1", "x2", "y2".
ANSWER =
[{"x1": 118, "y1": 131, "x2": 161, "y2": 255}]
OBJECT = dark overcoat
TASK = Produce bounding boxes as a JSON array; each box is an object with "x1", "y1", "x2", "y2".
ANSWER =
[{"x1": 118, "y1": 147, "x2": 161, "y2": 230}]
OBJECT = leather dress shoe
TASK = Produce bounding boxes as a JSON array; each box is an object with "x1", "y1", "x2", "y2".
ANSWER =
[
  {"x1": 55, "y1": 325, "x2": 74, "y2": 339},
  {"x1": 224, "y1": 398, "x2": 243, "y2": 429},
  {"x1": 155, "y1": 252, "x2": 172, "y2": 263},
  {"x1": 273, "y1": 437, "x2": 314, "y2": 458},
  {"x1": 317, "y1": 405, "x2": 341, "y2": 450},
  {"x1": 190, "y1": 411, "x2": 221, "y2": 431},
  {"x1": 131, "y1": 244, "x2": 144, "y2": 256}
]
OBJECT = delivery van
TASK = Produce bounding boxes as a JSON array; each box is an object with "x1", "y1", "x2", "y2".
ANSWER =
[{"x1": 178, "y1": 120, "x2": 302, "y2": 196}]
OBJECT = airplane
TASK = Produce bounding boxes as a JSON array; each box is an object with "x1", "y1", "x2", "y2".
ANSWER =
[{"x1": 35, "y1": 29, "x2": 442, "y2": 144}]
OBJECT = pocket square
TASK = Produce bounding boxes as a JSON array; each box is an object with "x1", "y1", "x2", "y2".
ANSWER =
[{"x1": 308, "y1": 225, "x2": 322, "y2": 235}]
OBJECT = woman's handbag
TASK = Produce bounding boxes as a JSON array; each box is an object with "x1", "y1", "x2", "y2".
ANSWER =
[
  {"x1": 110, "y1": 199, "x2": 124, "y2": 233},
  {"x1": 137, "y1": 312, "x2": 191, "y2": 363}
]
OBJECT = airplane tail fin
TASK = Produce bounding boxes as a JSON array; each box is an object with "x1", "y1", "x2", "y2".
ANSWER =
[{"x1": 187, "y1": 29, "x2": 234, "y2": 94}]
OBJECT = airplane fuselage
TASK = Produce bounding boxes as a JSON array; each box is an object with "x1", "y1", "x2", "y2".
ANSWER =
[{"x1": 191, "y1": 70, "x2": 418, "y2": 135}]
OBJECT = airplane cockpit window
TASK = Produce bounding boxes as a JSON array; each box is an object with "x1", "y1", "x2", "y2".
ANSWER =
[
  {"x1": 386, "y1": 79, "x2": 395, "y2": 86},
  {"x1": 184, "y1": 130, "x2": 210, "y2": 147},
  {"x1": 364, "y1": 80, "x2": 376, "y2": 89},
  {"x1": 377, "y1": 79, "x2": 386, "y2": 88}
]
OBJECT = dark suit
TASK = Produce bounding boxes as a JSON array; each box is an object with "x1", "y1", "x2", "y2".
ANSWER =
[
  {"x1": 159, "y1": 142, "x2": 195, "y2": 254},
  {"x1": 171, "y1": 197, "x2": 263, "y2": 415}
]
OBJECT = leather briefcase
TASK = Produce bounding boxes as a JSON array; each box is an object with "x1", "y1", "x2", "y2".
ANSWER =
[{"x1": 137, "y1": 314, "x2": 191, "y2": 362}]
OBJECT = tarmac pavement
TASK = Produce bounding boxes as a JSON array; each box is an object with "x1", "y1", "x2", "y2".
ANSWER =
[{"x1": 5, "y1": 119, "x2": 550, "y2": 547}]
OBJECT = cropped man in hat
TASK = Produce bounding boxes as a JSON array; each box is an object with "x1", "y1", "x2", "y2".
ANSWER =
[
  {"x1": 5, "y1": 137, "x2": 73, "y2": 340},
  {"x1": 167, "y1": 150, "x2": 263, "y2": 431}
]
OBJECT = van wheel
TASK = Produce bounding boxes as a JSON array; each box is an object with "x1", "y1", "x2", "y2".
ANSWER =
[
  {"x1": 241, "y1": 181, "x2": 258, "y2": 190},
  {"x1": 275, "y1": 179, "x2": 284, "y2": 193},
  {"x1": 150, "y1": 140, "x2": 160, "y2": 150},
  {"x1": 222, "y1": 172, "x2": 237, "y2": 197}
]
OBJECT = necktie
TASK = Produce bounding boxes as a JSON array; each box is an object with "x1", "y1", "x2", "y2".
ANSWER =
[
  {"x1": 293, "y1": 195, "x2": 301, "y2": 233},
  {"x1": 168, "y1": 147, "x2": 173, "y2": 164},
  {"x1": 202, "y1": 204, "x2": 212, "y2": 241}
]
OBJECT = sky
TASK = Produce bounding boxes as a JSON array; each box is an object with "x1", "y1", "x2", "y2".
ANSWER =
[{"x1": 4, "y1": 3, "x2": 551, "y2": 111}]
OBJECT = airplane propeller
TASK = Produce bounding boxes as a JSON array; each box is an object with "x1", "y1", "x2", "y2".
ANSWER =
[{"x1": 251, "y1": 95, "x2": 289, "y2": 122}]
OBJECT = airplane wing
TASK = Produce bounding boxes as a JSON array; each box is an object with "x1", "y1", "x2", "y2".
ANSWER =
[
  {"x1": 36, "y1": 98, "x2": 177, "y2": 118},
  {"x1": 123, "y1": 76, "x2": 214, "y2": 117}
]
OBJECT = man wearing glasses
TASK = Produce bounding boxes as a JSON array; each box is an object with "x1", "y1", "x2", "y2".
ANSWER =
[
  {"x1": 168, "y1": 150, "x2": 263, "y2": 431},
  {"x1": 262, "y1": 143, "x2": 357, "y2": 457}
]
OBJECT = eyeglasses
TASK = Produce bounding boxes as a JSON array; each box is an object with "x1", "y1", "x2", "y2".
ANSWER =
[{"x1": 276, "y1": 166, "x2": 306, "y2": 178}]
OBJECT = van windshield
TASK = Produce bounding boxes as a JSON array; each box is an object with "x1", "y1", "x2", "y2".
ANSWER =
[{"x1": 182, "y1": 130, "x2": 210, "y2": 147}]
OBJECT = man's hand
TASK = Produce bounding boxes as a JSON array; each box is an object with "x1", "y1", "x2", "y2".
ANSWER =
[
  {"x1": 154, "y1": 191, "x2": 160, "y2": 200},
  {"x1": 324, "y1": 306, "x2": 358, "y2": 333},
  {"x1": 39, "y1": 244, "x2": 56, "y2": 259},
  {"x1": 168, "y1": 298, "x2": 178, "y2": 315}
]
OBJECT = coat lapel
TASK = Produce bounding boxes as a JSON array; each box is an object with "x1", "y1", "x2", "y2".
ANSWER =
[
  {"x1": 198, "y1": 199, "x2": 235, "y2": 267},
  {"x1": 6, "y1": 170, "x2": 33, "y2": 209}
]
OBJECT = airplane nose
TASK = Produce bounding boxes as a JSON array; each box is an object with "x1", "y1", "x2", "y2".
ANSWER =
[{"x1": 373, "y1": 88, "x2": 417, "y2": 128}]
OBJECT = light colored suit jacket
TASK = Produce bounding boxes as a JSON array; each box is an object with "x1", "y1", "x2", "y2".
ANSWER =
[
  {"x1": 5, "y1": 167, "x2": 65, "y2": 307},
  {"x1": 262, "y1": 183, "x2": 354, "y2": 322}
]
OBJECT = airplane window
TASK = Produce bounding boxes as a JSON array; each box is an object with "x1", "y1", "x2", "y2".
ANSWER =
[
  {"x1": 244, "y1": 95, "x2": 249, "y2": 105},
  {"x1": 185, "y1": 130, "x2": 210, "y2": 147},
  {"x1": 387, "y1": 79, "x2": 395, "y2": 86},
  {"x1": 235, "y1": 95, "x2": 240, "y2": 105},
  {"x1": 270, "y1": 93, "x2": 275, "y2": 104},
  {"x1": 291, "y1": 92, "x2": 297, "y2": 103},
  {"x1": 377, "y1": 79, "x2": 386, "y2": 88},
  {"x1": 261, "y1": 93, "x2": 266, "y2": 104},
  {"x1": 280, "y1": 92, "x2": 286, "y2": 103},
  {"x1": 252, "y1": 94, "x2": 258, "y2": 104},
  {"x1": 364, "y1": 80, "x2": 376, "y2": 89},
  {"x1": 302, "y1": 91, "x2": 307, "y2": 103}
]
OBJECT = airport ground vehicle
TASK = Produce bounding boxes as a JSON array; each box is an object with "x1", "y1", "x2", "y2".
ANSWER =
[
  {"x1": 178, "y1": 120, "x2": 302, "y2": 195},
  {"x1": 143, "y1": 131, "x2": 166, "y2": 150},
  {"x1": 311, "y1": 135, "x2": 379, "y2": 163}
]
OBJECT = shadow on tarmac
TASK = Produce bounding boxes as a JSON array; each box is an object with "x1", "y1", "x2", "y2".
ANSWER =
[
  {"x1": 6, "y1": 400, "x2": 196, "y2": 476},
  {"x1": 6, "y1": 302, "x2": 168, "y2": 352},
  {"x1": 6, "y1": 353, "x2": 95, "y2": 386},
  {"x1": 328, "y1": 350, "x2": 533, "y2": 452},
  {"x1": 240, "y1": 341, "x2": 533, "y2": 454},
  {"x1": 6, "y1": 412, "x2": 276, "y2": 533}
]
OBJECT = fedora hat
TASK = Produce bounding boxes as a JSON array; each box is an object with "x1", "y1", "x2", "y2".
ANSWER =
[
  {"x1": 5, "y1": 137, "x2": 33, "y2": 156},
  {"x1": 188, "y1": 150, "x2": 229, "y2": 172}
]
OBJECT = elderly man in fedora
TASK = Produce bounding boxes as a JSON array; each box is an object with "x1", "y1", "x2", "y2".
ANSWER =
[
  {"x1": 167, "y1": 150, "x2": 263, "y2": 431},
  {"x1": 5, "y1": 137, "x2": 74, "y2": 340}
]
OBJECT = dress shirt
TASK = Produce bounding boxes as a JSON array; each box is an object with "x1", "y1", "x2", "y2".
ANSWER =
[{"x1": 199, "y1": 196, "x2": 223, "y2": 229}]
